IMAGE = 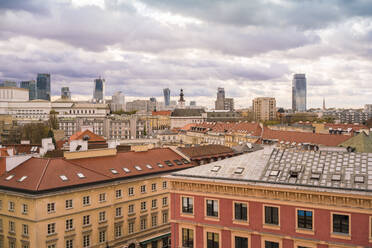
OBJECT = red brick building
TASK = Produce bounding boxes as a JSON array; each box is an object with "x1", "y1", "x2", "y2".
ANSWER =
[{"x1": 168, "y1": 147, "x2": 372, "y2": 248}]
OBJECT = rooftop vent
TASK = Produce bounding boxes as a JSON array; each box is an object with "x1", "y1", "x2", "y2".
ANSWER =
[
  {"x1": 211, "y1": 166, "x2": 221, "y2": 172},
  {"x1": 77, "y1": 173, "x2": 85, "y2": 178},
  {"x1": 234, "y1": 167, "x2": 245, "y2": 174},
  {"x1": 60, "y1": 175, "x2": 68, "y2": 181},
  {"x1": 146, "y1": 164, "x2": 153, "y2": 169},
  {"x1": 135, "y1": 166, "x2": 142, "y2": 171},
  {"x1": 157, "y1": 163, "x2": 164, "y2": 168},
  {"x1": 111, "y1": 169, "x2": 119, "y2": 174},
  {"x1": 123, "y1": 167, "x2": 130, "y2": 173},
  {"x1": 5, "y1": 175, "x2": 15, "y2": 181},
  {"x1": 18, "y1": 176, "x2": 27, "y2": 182}
]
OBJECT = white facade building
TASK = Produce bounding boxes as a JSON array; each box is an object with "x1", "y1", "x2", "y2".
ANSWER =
[{"x1": 0, "y1": 87, "x2": 29, "y2": 102}]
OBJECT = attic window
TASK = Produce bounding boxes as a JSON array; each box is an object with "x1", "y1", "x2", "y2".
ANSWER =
[
  {"x1": 157, "y1": 163, "x2": 164, "y2": 168},
  {"x1": 211, "y1": 166, "x2": 221, "y2": 172},
  {"x1": 146, "y1": 164, "x2": 153, "y2": 169},
  {"x1": 111, "y1": 169, "x2": 119, "y2": 174},
  {"x1": 77, "y1": 173, "x2": 86, "y2": 178},
  {"x1": 181, "y1": 158, "x2": 190, "y2": 164},
  {"x1": 174, "y1": 160, "x2": 182, "y2": 166},
  {"x1": 123, "y1": 167, "x2": 130, "y2": 173},
  {"x1": 31, "y1": 146, "x2": 38, "y2": 152},
  {"x1": 331, "y1": 174, "x2": 341, "y2": 181},
  {"x1": 269, "y1": 170, "x2": 280, "y2": 176},
  {"x1": 234, "y1": 167, "x2": 245, "y2": 174},
  {"x1": 135, "y1": 166, "x2": 142, "y2": 171},
  {"x1": 18, "y1": 176, "x2": 27, "y2": 182},
  {"x1": 310, "y1": 173, "x2": 321, "y2": 180},
  {"x1": 354, "y1": 175, "x2": 364, "y2": 183},
  {"x1": 164, "y1": 160, "x2": 173, "y2": 167},
  {"x1": 5, "y1": 175, "x2": 15, "y2": 181},
  {"x1": 60, "y1": 175, "x2": 68, "y2": 181}
]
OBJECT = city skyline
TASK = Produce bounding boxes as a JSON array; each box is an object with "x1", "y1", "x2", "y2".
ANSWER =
[{"x1": 0, "y1": 0, "x2": 372, "y2": 109}]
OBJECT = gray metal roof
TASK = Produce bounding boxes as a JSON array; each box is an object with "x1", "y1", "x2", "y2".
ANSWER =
[{"x1": 172, "y1": 146, "x2": 372, "y2": 194}]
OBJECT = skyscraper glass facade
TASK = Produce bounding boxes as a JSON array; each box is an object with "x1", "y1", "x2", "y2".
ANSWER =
[
  {"x1": 36, "y1": 73, "x2": 51, "y2": 101},
  {"x1": 292, "y1": 74, "x2": 307, "y2": 112},
  {"x1": 93, "y1": 78, "x2": 105, "y2": 102},
  {"x1": 163, "y1": 88, "x2": 170, "y2": 106},
  {"x1": 20, "y1": 80, "x2": 37, "y2": 100}
]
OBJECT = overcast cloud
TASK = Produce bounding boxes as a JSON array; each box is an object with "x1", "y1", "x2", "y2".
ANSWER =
[{"x1": 0, "y1": 0, "x2": 371, "y2": 108}]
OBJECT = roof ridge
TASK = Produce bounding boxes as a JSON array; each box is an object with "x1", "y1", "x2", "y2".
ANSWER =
[{"x1": 36, "y1": 159, "x2": 51, "y2": 190}]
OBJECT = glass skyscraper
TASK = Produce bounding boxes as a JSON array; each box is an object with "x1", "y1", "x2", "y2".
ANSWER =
[
  {"x1": 292, "y1": 74, "x2": 307, "y2": 112},
  {"x1": 93, "y1": 78, "x2": 105, "y2": 102},
  {"x1": 36, "y1": 73, "x2": 51, "y2": 101},
  {"x1": 61, "y1": 87, "x2": 71, "y2": 100},
  {"x1": 20, "y1": 80, "x2": 37, "y2": 100},
  {"x1": 163, "y1": 88, "x2": 170, "y2": 106}
]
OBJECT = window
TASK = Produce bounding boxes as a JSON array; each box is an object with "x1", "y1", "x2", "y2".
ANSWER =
[
  {"x1": 9, "y1": 221, "x2": 15, "y2": 232},
  {"x1": 129, "y1": 222, "x2": 134, "y2": 234},
  {"x1": 66, "y1": 240, "x2": 73, "y2": 248},
  {"x1": 65, "y1": 199, "x2": 73, "y2": 209},
  {"x1": 0, "y1": 219, "x2": 2, "y2": 231},
  {"x1": 22, "y1": 204, "x2": 28, "y2": 214},
  {"x1": 182, "y1": 197, "x2": 193, "y2": 214},
  {"x1": 234, "y1": 203, "x2": 247, "y2": 221},
  {"x1": 22, "y1": 224, "x2": 28, "y2": 235},
  {"x1": 141, "y1": 185, "x2": 146, "y2": 193},
  {"x1": 83, "y1": 215, "x2": 90, "y2": 226},
  {"x1": 115, "y1": 207, "x2": 122, "y2": 217},
  {"x1": 162, "y1": 181, "x2": 167, "y2": 189},
  {"x1": 47, "y1": 223, "x2": 55, "y2": 234},
  {"x1": 265, "y1": 241, "x2": 279, "y2": 248},
  {"x1": 162, "y1": 197, "x2": 168, "y2": 206},
  {"x1": 182, "y1": 228, "x2": 194, "y2": 248},
  {"x1": 99, "y1": 230, "x2": 106, "y2": 243},
  {"x1": 162, "y1": 211, "x2": 168, "y2": 223},
  {"x1": 152, "y1": 183, "x2": 157, "y2": 191},
  {"x1": 99, "y1": 211, "x2": 106, "y2": 222},
  {"x1": 99, "y1": 193, "x2": 106, "y2": 202},
  {"x1": 65, "y1": 219, "x2": 73, "y2": 231},
  {"x1": 9, "y1": 201, "x2": 15, "y2": 212},
  {"x1": 207, "y1": 232, "x2": 219, "y2": 248},
  {"x1": 47, "y1": 202, "x2": 55, "y2": 213},
  {"x1": 235, "y1": 236, "x2": 248, "y2": 248},
  {"x1": 264, "y1": 206, "x2": 279, "y2": 225},
  {"x1": 141, "y1": 202, "x2": 147, "y2": 211},
  {"x1": 83, "y1": 196, "x2": 90, "y2": 206},
  {"x1": 152, "y1": 199, "x2": 157, "y2": 209},
  {"x1": 333, "y1": 214, "x2": 349, "y2": 234},
  {"x1": 0, "y1": 200, "x2": 2, "y2": 209},
  {"x1": 115, "y1": 224, "x2": 122, "y2": 237},
  {"x1": 206, "y1": 200, "x2": 218, "y2": 217},
  {"x1": 152, "y1": 215, "x2": 158, "y2": 227},
  {"x1": 116, "y1": 189, "x2": 122, "y2": 198},
  {"x1": 140, "y1": 218, "x2": 147, "y2": 230},
  {"x1": 128, "y1": 204, "x2": 134, "y2": 214},
  {"x1": 128, "y1": 187, "x2": 134, "y2": 196},
  {"x1": 297, "y1": 210, "x2": 313, "y2": 229},
  {"x1": 83, "y1": 235, "x2": 90, "y2": 248},
  {"x1": 48, "y1": 245, "x2": 56, "y2": 248}
]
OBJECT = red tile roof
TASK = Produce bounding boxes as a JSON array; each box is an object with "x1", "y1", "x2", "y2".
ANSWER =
[
  {"x1": 6, "y1": 144, "x2": 40, "y2": 155},
  {"x1": 178, "y1": 145, "x2": 235, "y2": 159},
  {"x1": 152, "y1": 110, "x2": 172, "y2": 116},
  {"x1": 69, "y1": 130, "x2": 105, "y2": 142},
  {"x1": 261, "y1": 127, "x2": 352, "y2": 146},
  {"x1": 0, "y1": 148, "x2": 195, "y2": 193},
  {"x1": 0, "y1": 148, "x2": 9, "y2": 157}
]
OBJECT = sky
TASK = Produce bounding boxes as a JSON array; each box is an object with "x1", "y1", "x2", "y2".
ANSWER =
[{"x1": 0, "y1": 0, "x2": 372, "y2": 109}]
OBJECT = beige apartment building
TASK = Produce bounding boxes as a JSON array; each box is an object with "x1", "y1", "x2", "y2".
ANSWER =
[
  {"x1": 0, "y1": 147, "x2": 194, "y2": 248},
  {"x1": 252, "y1": 97, "x2": 276, "y2": 121}
]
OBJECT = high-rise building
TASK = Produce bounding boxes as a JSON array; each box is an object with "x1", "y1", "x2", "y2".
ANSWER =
[
  {"x1": 163, "y1": 88, "x2": 170, "y2": 106},
  {"x1": 292, "y1": 74, "x2": 307, "y2": 112},
  {"x1": 111, "y1": 91, "x2": 125, "y2": 112},
  {"x1": 36, "y1": 73, "x2": 51, "y2": 101},
  {"x1": 215, "y1": 87, "x2": 234, "y2": 111},
  {"x1": 93, "y1": 78, "x2": 105, "y2": 102},
  {"x1": 252, "y1": 97, "x2": 277, "y2": 121},
  {"x1": 61, "y1": 87, "x2": 71, "y2": 100},
  {"x1": 20, "y1": 80, "x2": 37, "y2": 100}
]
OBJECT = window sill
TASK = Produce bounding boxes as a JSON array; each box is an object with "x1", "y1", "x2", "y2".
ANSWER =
[
  {"x1": 128, "y1": 212, "x2": 135, "y2": 217},
  {"x1": 233, "y1": 219, "x2": 249, "y2": 226},
  {"x1": 8, "y1": 231, "x2": 16, "y2": 235},
  {"x1": 22, "y1": 234, "x2": 29, "y2": 239},
  {"x1": 141, "y1": 209, "x2": 148, "y2": 213},
  {"x1": 115, "y1": 215, "x2": 123, "y2": 219},
  {"x1": 263, "y1": 224, "x2": 280, "y2": 230},
  {"x1": 82, "y1": 224, "x2": 92, "y2": 228},
  {"x1": 83, "y1": 204, "x2": 91, "y2": 207},
  {"x1": 65, "y1": 228, "x2": 75, "y2": 233},
  {"x1": 181, "y1": 212, "x2": 194, "y2": 218},
  {"x1": 46, "y1": 233, "x2": 57, "y2": 237},
  {"x1": 296, "y1": 228, "x2": 314, "y2": 235},
  {"x1": 205, "y1": 216, "x2": 219, "y2": 221},
  {"x1": 99, "y1": 220, "x2": 108, "y2": 224},
  {"x1": 331, "y1": 232, "x2": 351, "y2": 240}
]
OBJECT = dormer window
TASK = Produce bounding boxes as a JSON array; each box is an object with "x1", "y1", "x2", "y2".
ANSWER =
[
  {"x1": 60, "y1": 175, "x2": 68, "y2": 181},
  {"x1": 77, "y1": 173, "x2": 85, "y2": 178},
  {"x1": 5, "y1": 175, "x2": 15, "y2": 181}
]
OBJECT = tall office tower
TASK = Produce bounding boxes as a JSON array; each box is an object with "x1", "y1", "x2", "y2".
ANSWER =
[
  {"x1": 292, "y1": 74, "x2": 307, "y2": 112},
  {"x1": 111, "y1": 91, "x2": 125, "y2": 112},
  {"x1": 61, "y1": 87, "x2": 71, "y2": 100},
  {"x1": 93, "y1": 78, "x2": 105, "y2": 102},
  {"x1": 215, "y1": 87, "x2": 234, "y2": 111},
  {"x1": 252, "y1": 97, "x2": 277, "y2": 121},
  {"x1": 163, "y1": 88, "x2": 170, "y2": 106},
  {"x1": 20, "y1": 80, "x2": 37, "y2": 100},
  {"x1": 36, "y1": 73, "x2": 51, "y2": 101}
]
